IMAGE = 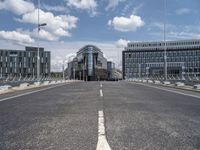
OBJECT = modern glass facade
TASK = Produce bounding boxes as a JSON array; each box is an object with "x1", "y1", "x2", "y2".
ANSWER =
[
  {"x1": 0, "y1": 46, "x2": 51, "y2": 79},
  {"x1": 67, "y1": 45, "x2": 109, "y2": 81},
  {"x1": 87, "y1": 47, "x2": 93, "y2": 77},
  {"x1": 122, "y1": 39, "x2": 200, "y2": 79},
  {"x1": 107, "y1": 61, "x2": 115, "y2": 79}
]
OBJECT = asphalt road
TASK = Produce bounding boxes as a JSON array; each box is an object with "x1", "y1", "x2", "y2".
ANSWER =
[{"x1": 0, "y1": 81, "x2": 200, "y2": 150}]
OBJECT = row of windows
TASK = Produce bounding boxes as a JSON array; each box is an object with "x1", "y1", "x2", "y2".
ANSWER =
[
  {"x1": 125, "y1": 68, "x2": 200, "y2": 74},
  {"x1": 125, "y1": 72, "x2": 200, "y2": 77},
  {"x1": 125, "y1": 62, "x2": 200, "y2": 68},
  {"x1": 128, "y1": 41, "x2": 200, "y2": 48},
  {"x1": 0, "y1": 57, "x2": 49, "y2": 63},
  {"x1": 125, "y1": 57, "x2": 200, "y2": 63},
  {"x1": 0, "y1": 51, "x2": 49, "y2": 57},
  {"x1": 0, "y1": 67, "x2": 49, "y2": 72},
  {"x1": 125, "y1": 50, "x2": 200, "y2": 58},
  {"x1": 127, "y1": 46, "x2": 200, "y2": 51}
]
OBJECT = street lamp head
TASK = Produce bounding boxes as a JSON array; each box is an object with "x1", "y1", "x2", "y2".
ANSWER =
[
  {"x1": 38, "y1": 23, "x2": 47, "y2": 31},
  {"x1": 39, "y1": 23, "x2": 47, "y2": 27}
]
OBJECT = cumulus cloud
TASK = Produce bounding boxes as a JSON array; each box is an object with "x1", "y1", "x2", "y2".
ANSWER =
[
  {"x1": 65, "y1": 53, "x2": 76, "y2": 64},
  {"x1": 66, "y1": 0, "x2": 97, "y2": 15},
  {"x1": 0, "y1": 30, "x2": 34, "y2": 44},
  {"x1": 108, "y1": 15, "x2": 144, "y2": 32},
  {"x1": 42, "y1": 4, "x2": 66, "y2": 12},
  {"x1": 0, "y1": 0, "x2": 35, "y2": 15},
  {"x1": 106, "y1": 0, "x2": 126, "y2": 10},
  {"x1": 176, "y1": 8, "x2": 191, "y2": 15},
  {"x1": 30, "y1": 28, "x2": 58, "y2": 41},
  {"x1": 18, "y1": 9, "x2": 78, "y2": 40},
  {"x1": 0, "y1": 0, "x2": 78, "y2": 41},
  {"x1": 116, "y1": 39, "x2": 130, "y2": 48}
]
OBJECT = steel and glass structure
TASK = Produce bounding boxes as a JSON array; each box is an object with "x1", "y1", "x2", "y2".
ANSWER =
[{"x1": 67, "y1": 45, "x2": 108, "y2": 81}]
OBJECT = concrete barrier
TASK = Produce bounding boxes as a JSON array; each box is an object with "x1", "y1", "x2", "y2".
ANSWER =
[
  {"x1": 56, "y1": 80, "x2": 61, "y2": 84},
  {"x1": 163, "y1": 81, "x2": 171, "y2": 85},
  {"x1": 154, "y1": 80, "x2": 161, "y2": 84},
  {"x1": 193, "y1": 84, "x2": 200, "y2": 89},
  {"x1": 0, "y1": 85, "x2": 12, "y2": 91},
  {"x1": 61, "y1": 80, "x2": 65, "y2": 83},
  {"x1": 175, "y1": 82, "x2": 185, "y2": 87},
  {"x1": 142, "y1": 80, "x2": 147, "y2": 83},
  {"x1": 19, "y1": 83, "x2": 29, "y2": 88},
  {"x1": 147, "y1": 80, "x2": 153, "y2": 83},
  {"x1": 34, "y1": 81, "x2": 41, "y2": 86},
  {"x1": 43, "y1": 81, "x2": 50, "y2": 85},
  {"x1": 50, "y1": 81, "x2": 56, "y2": 84}
]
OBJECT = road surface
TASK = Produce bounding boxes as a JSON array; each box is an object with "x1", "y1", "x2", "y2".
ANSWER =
[{"x1": 0, "y1": 81, "x2": 200, "y2": 150}]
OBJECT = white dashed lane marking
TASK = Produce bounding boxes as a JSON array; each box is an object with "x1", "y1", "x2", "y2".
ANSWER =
[
  {"x1": 96, "y1": 110, "x2": 111, "y2": 150},
  {"x1": 100, "y1": 89, "x2": 103, "y2": 97}
]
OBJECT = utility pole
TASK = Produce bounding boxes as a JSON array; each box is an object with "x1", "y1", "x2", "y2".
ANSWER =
[
  {"x1": 83, "y1": 67, "x2": 84, "y2": 81},
  {"x1": 79, "y1": 71, "x2": 81, "y2": 80},
  {"x1": 73, "y1": 68, "x2": 75, "y2": 80},
  {"x1": 37, "y1": 0, "x2": 46, "y2": 81},
  {"x1": 164, "y1": 0, "x2": 167, "y2": 81},
  {"x1": 62, "y1": 60, "x2": 65, "y2": 80},
  {"x1": 37, "y1": 0, "x2": 40, "y2": 81},
  {"x1": 138, "y1": 63, "x2": 141, "y2": 79}
]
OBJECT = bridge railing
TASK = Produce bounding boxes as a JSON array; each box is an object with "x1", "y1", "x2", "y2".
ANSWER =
[{"x1": 126, "y1": 74, "x2": 200, "y2": 90}]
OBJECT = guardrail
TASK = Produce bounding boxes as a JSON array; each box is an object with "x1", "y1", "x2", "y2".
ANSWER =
[
  {"x1": 0, "y1": 79, "x2": 79, "y2": 94},
  {"x1": 126, "y1": 78, "x2": 200, "y2": 92}
]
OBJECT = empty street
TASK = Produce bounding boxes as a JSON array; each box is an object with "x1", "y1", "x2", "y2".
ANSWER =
[{"x1": 0, "y1": 81, "x2": 200, "y2": 150}]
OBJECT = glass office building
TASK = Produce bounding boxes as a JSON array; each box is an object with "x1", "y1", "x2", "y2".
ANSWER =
[
  {"x1": 122, "y1": 39, "x2": 200, "y2": 79},
  {"x1": 67, "y1": 45, "x2": 108, "y2": 81},
  {"x1": 0, "y1": 46, "x2": 51, "y2": 79}
]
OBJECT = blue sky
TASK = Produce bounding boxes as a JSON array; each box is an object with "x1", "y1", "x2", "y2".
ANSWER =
[{"x1": 0, "y1": 0, "x2": 200, "y2": 71}]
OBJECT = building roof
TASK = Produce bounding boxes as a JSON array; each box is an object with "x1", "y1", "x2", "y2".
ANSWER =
[
  {"x1": 126, "y1": 39, "x2": 200, "y2": 51},
  {"x1": 77, "y1": 45, "x2": 103, "y2": 55}
]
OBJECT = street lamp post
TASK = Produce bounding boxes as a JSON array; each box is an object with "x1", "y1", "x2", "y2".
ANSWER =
[
  {"x1": 73, "y1": 68, "x2": 76, "y2": 80},
  {"x1": 164, "y1": 0, "x2": 167, "y2": 81},
  {"x1": 37, "y1": 0, "x2": 47, "y2": 81},
  {"x1": 62, "y1": 60, "x2": 65, "y2": 80}
]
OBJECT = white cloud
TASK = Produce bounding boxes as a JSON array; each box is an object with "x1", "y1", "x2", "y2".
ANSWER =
[
  {"x1": 18, "y1": 9, "x2": 78, "y2": 40},
  {"x1": 148, "y1": 22, "x2": 200, "y2": 40},
  {"x1": 106, "y1": 0, "x2": 126, "y2": 10},
  {"x1": 116, "y1": 39, "x2": 130, "y2": 48},
  {"x1": 176, "y1": 8, "x2": 191, "y2": 15},
  {"x1": 42, "y1": 4, "x2": 66, "y2": 12},
  {"x1": 66, "y1": 0, "x2": 97, "y2": 15},
  {"x1": 121, "y1": 3, "x2": 143, "y2": 16},
  {"x1": 150, "y1": 22, "x2": 164, "y2": 30},
  {"x1": 0, "y1": 0, "x2": 35, "y2": 15},
  {"x1": 0, "y1": 0, "x2": 78, "y2": 41},
  {"x1": 31, "y1": 29, "x2": 58, "y2": 41},
  {"x1": 168, "y1": 31, "x2": 200, "y2": 39},
  {"x1": 108, "y1": 15, "x2": 144, "y2": 32},
  {"x1": 132, "y1": 3, "x2": 144, "y2": 15},
  {"x1": 51, "y1": 53, "x2": 76, "y2": 71},
  {"x1": 65, "y1": 53, "x2": 76, "y2": 63},
  {"x1": 0, "y1": 30, "x2": 34, "y2": 45}
]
